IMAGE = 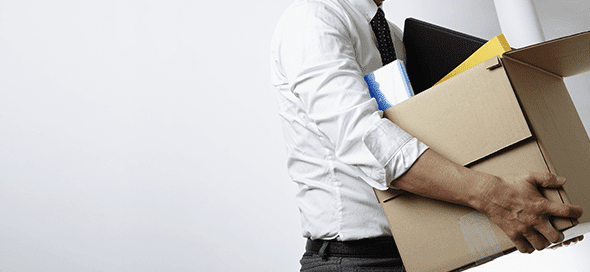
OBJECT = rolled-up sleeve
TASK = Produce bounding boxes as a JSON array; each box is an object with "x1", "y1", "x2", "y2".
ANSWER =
[{"x1": 363, "y1": 119, "x2": 429, "y2": 189}]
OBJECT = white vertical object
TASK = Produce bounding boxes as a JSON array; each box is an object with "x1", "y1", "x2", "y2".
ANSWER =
[{"x1": 494, "y1": 0, "x2": 545, "y2": 48}]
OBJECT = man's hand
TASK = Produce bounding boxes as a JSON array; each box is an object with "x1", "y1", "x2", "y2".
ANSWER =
[
  {"x1": 393, "y1": 150, "x2": 584, "y2": 254},
  {"x1": 474, "y1": 172, "x2": 583, "y2": 253}
]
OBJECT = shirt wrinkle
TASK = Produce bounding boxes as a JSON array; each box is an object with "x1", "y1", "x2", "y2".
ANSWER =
[
  {"x1": 271, "y1": 0, "x2": 428, "y2": 241},
  {"x1": 385, "y1": 136, "x2": 413, "y2": 166}
]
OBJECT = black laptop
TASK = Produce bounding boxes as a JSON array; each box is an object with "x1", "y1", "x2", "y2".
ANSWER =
[{"x1": 403, "y1": 18, "x2": 488, "y2": 94}]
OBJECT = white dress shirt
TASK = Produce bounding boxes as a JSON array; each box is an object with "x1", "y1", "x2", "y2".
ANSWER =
[{"x1": 270, "y1": 0, "x2": 429, "y2": 241}]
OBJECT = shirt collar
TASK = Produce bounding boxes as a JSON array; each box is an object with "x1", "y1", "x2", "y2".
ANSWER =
[{"x1": 348, "y1": 0, "x2": 380, "y2": 23}]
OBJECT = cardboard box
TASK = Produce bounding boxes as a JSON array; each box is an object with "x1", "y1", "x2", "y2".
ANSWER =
[{"x1": 375, "y1": 31, "x2": 590, "y2": 272}]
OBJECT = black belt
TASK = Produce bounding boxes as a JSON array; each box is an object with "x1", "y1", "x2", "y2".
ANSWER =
[{"x1": 305, "y1": 236, "x2": 401, "y2": 259}]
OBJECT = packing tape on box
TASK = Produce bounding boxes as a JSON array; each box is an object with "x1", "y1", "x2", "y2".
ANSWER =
[{"x1": 457, "y1": 211, "x2": 504, "y2": 265}]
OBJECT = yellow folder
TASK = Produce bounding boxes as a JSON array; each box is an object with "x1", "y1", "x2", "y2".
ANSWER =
[{"x1": 434, "y1": 34, "x2": 511, "y2": 86}]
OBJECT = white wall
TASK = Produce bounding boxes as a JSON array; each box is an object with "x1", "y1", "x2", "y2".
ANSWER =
[
  {"x1": 535, "y1": 0, "x2": 590, "y2": 137},
  {"x1": 0, "y1": 0, "x2": 588, "y2": 271},
  {"x1": 386, "y1": 0, "x2": 502, "y2": 40},
  {"x1": 0, "y1": 0, "x2": 301, "y2": 271}
]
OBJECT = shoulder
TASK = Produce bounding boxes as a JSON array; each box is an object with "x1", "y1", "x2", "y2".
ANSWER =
[
  {"x1": 292, "y1": 0, "x2": 346, "y2": 14},
  {"x1": 272, "y1": 0, "x2": 354, "y2": 51},
  {"x1": 281, "y1": 0, "x2": 351, "y2": 30}
]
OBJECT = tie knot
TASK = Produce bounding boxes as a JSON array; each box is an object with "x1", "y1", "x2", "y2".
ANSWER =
[{"x1": 373, "y1": 8, "x2": 385, "y2": 21}]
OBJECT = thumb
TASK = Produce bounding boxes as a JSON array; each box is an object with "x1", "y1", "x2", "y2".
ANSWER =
[{"x1": 526, "y1": 172, "x2": 566, "y2": 188}]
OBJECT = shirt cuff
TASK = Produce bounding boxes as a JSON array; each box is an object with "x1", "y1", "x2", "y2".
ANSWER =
[{"x1": 363, "y1": 118, "x2": 429, "y2": 189}]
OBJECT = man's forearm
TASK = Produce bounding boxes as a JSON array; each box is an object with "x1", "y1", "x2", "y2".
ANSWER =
[{"x1": 391, "y1": 148, "x2": 492, "y2": 211}]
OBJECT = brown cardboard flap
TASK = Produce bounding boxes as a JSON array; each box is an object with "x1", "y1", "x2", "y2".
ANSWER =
[
  {"x1": 502, "y1": 55, "x2": 590, "y2": 224},
  {"x1": 384, "y1": 57, "x2": 532, "y2": 166},
  {"x1": 373, "y1": 188, "x2": 405, "y2": 203},
  {"x1": 503, "y1": 31, "x2": 590, "y2": 78}
]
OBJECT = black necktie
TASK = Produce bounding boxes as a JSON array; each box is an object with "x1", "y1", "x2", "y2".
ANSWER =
[{"x1": 370, "y1": 8, "x2": 396, "y2": 66}]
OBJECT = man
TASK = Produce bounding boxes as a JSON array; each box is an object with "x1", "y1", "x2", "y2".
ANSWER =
[{"x1": 270, "y1": 0, "x2": 583, "y2": 270}]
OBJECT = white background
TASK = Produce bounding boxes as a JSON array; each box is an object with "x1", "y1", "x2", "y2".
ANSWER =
[{"x1": 0, "y1": 0, "x2": 589, "y2": 271}]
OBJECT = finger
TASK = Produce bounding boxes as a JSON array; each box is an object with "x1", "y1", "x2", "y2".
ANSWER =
[
  {"x1": 563, "y1": 236, "x2": 583, "y2": 246},
  {"x1": 549, "y1": 243, "x2": 562, "y2": 250},
  {"x1": 523, "y1": 230, "x2": 551, "y2": 250},
  {"x1": 514, "y1": 237, "x2": 535, "y2": 254},
  {"x1": 545, "y1": 202, "x2": 584, "y2": 218},
  {"x1": 534, "y1": 221, "x2": 564, "y2": 244},
  {"x1": 549, "y1": 236, "x2": 584, "y2": 250},
  {"x1": 526, "y1": 172, "x2": 565, "y2": 188}
]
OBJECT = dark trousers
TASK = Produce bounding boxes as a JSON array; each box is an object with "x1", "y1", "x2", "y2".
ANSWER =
[{"x1": 300, "y1": 237, "x2": 405, "y2": 272}]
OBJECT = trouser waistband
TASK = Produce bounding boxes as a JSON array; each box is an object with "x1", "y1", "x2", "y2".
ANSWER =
[{"x1": 305, "y1": 236, "x2": 401, "y2": 259}]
